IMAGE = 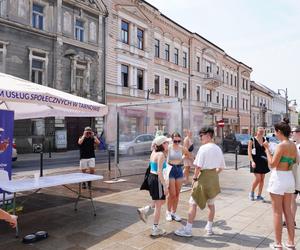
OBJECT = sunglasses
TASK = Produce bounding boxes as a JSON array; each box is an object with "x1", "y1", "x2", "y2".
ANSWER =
[{"x1": 173, "y1": 140, "x2": 181, "y2": 144}]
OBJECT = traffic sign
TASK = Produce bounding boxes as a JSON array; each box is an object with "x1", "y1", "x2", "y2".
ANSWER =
[{"x1": 217, "y1": 120, "x2": 225, "y2": 128}]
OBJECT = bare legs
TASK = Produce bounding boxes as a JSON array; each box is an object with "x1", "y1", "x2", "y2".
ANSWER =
[
  {"x1": 183, "y1": 166, "x2": 190, "y2": 184},
  {"x1": 153, "y1": 200, "x2": 165, "y2": 224},
  {"x1": 167, "y1": 178, "x2": 183, "y2": 214},
  {"x1": 251, "y1": 173, "x2": 265, "y2": 196},
  {"x1": 270, "y1": 193, "x2": 294, "y2": 246}
]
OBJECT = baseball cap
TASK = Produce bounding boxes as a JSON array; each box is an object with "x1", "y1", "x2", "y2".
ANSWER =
[
  {"x1": 84, "y1": 126, "x2": 92, "y2": 131},
  {"x1": 152, "y1": 135, "x2": 169, "y2": 146},
  {"x1": 199, "y1": 126, "x2": 214, "y2": 135},
  {"x1": 292, "y1": 126, "x2": 300, "y2": 132}
]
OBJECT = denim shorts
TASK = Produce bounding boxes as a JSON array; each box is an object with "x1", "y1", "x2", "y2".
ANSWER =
[{"x1": 169, "y1": 164, "x2": 184, "y2": 180}]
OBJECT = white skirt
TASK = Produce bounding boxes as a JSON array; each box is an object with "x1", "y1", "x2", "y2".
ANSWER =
[{"x1": 267, "y1": 170, "x2": 295, "y2": 195}]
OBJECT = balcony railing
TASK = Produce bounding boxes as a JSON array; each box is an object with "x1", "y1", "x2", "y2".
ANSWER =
[
  {"x1": 203, "y1": 72, "x2": 222, "y2": 89},
  {"x1": 202, "y1": 102, "x2": 222, "y2": 113}
]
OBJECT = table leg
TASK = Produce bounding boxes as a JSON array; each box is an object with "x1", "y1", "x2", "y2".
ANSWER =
[
  {"x1": 89, "y1": 188, "x2": 96, "y2": 216},
  {"x1": 74, "y1": 183, "x2": 81, "y2": 211},
  {"x1": 13, "y1": 193, "x2": 16, "y2": 215},
  {"x1": 2, "y1": 192, "x2": 5, "y2": 209}
]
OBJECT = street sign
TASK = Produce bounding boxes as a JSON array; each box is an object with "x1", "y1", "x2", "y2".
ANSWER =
[{"x1": 217, "y1": 120, "x2": 225, "y2": 128}]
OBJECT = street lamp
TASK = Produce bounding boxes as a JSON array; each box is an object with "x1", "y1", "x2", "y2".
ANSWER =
[
  {"x1": 278, "y1": 88, "x2": 288, "y2": 119},
  {"x1": 145, "y1": 88, "x2": 153, "y2": 134},
  {"x1": 221, "y1": 98, "x2": 228, "y2": 148}
]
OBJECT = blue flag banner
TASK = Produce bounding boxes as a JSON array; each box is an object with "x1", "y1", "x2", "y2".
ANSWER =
[{"x1": 0, "y1": 110, "x2": 14, "y2": 193}]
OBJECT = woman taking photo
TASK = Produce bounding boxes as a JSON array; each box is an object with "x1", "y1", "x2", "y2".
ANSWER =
[
  {"x1": 247, "y1": 127, "x2": 270, "y2": 201},
  {"x1": 166, "y1": 132, "x2": 190, "y2": 222},
  {"x1": 263, "y1": 119, "x2": 298, "y2": 249}
]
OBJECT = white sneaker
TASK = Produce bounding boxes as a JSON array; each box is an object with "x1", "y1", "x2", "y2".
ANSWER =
[
  {"x1": 151, "y1": 227, "x2": 166, "y2": 236},
  {"x1": 205, "y1": 227, "x2": 214, "y2": 236},
  {"x1": 174, "y1": 226, "x2": 192, "y2": 237},
  {"x1": 137, "y1": 206, "x2": 152, "y2": 223},
  {"x1": 171, "y1": 213, "x2": 182, "y2": 222},
  {"x1": 166, "y1": 211, "x2": 172, "y2": 222}
]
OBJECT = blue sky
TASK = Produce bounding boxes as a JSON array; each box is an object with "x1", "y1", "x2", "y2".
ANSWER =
[{"x1": 147, "y1": 0, "x2": 300, "y2": 110}]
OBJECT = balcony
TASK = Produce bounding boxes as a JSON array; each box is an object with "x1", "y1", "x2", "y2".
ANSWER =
[
  {"x1": 203, "y1": 72, "x2": 222, "y2": 89},
  {"x1": 202, "y1": 102, "x2": 222, "y2": 114}
]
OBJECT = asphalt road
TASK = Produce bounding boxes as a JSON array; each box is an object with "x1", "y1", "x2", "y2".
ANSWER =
[{"x1": 12, "y1": 150, "x2": 150, "y2": 172}]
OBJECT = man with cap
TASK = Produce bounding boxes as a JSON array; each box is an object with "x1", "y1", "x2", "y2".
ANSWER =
[
  {"x1": 78, "y1": 127, "x2": 100, "y2": 189},
  {"x1": 291, "y1": 126, "x2": 300, "y2": 224},
  {"x1": 175, "y1": 126, "x2": 226, "y2": 237}
]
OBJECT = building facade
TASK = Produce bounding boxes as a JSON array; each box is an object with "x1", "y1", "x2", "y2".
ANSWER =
[
  {"x1": 0, "y1": 0, "x2": 107, "y2": 152},
  {"x1": 250, "y1": 81, "x2": 273, "y2": 134},
  {"x1": 103, "y1": 0, "x2": 252, "y2": 143}
]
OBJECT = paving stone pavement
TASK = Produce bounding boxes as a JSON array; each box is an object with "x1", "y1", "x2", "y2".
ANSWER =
[{"x1": 1, "y1": 166, "x2": 300, "y2": 249}]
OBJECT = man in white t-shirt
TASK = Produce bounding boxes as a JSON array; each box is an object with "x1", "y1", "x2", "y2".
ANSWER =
[{"x1": 175, "y1": 126, "x2": 226, "y2": 237}]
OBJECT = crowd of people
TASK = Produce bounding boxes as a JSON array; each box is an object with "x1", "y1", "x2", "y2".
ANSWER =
[
  {"x1": 1, "y1": 119, "x2": 300, "y2": 250},
  {"x1": 138, "y1": 119, "x2": 300, "y2": 250}
]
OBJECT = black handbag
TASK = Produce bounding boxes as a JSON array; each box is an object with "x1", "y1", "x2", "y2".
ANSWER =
[{"x1": 140, "y1": 164, "x2": 150, "y2": 191}]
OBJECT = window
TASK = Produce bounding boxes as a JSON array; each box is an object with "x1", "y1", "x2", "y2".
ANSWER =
[
  {"x1": 207, "y1": 90, "x2": 212, "y2": 102},
  {"x1": 231, "y1": 96, "x2": 233, "y2": 108},
  {"x1": 197, "y1": 57, "x2": 200, "y2": 72},
  {"x1": 183, "y1": 83, "x2": 187, "y2": 99},
  {"x1": 234, "y1": 76, "x2": 237, "y2": 87},
  {"x1": 154, "y1": 39, "x2": 160, "y2": 57},
  {"x1": 242, "y1": 78, "x2": 245, "y2": 89},
  {"x1": 30, "y1": 49, "x2": 48, "y2": 85},
  {"x1": 230, "y1": 74, "x2": 233, "y2": 85},
  {"x1": 197, "y1": 86, "x2": 200, "y2": 101},
  {"x1": 32, "y1": 4, "x2": 44, "y2": 30},
  {"x1": 165, "y1": 78, "x2": 169, "y2": 96},
  {"x1": 226, "y1": 95, "x2": 229, "y2": 107},
  {"x1": 31, "y1": 59, "x2": 44, "y2": 84},
  {"x1": 226, "y1": 72, "x2": 229, "y2": 84},
  {"x1": 246, "y1": 80, "x2": 248, "y2": 90},
  {"x1": 0, "y1": 42, "x2": 7, "y2": 73},
  {"x1": 235, "y1": 97, "x2": 237, "y2": 109},
  {"x1": 174, "y1": 81, "x2": 178, "y2": 97},
  {"x1": 165, "y1": 44, "x2": 170, "y2": 61},
  {"x1": 174, "y1": 48, "x2": 179, "y2": 65},
  {"x1": 154, "y1": 75, "x2": 160, "y2": 94},
  {"x1": 137, "y1": 69, "x2": 143, "y2": 90},
  {"x1": 242, "y1": 98, "x2": 245, "y2": 110},
  {"x1": 183, "y1": 52, "x2": 187, "y2": 68},
  {"x1": 216, "y1": 91, "x2": 219, "y2": 103},
  {"x1": 222, "y1": 70, "x2": 225, "y2": 82},
  {"x1": 121, "y1": 64, "x2": 128, "y2": 87},
  {"x1": 121, "y1": 20, "x2": 129, "y2": 44},
  {"x1": 137, "y1": 28, "x2": 144, "y2": 50},
  {"x1": 206, "y1": 60, "x2": 212, "y2": 73},
  {"x1": 216, "y1": 66, "x2": 219, "y2": 75},
  {"x1": 75, "y1": 19, "x2": 84, "y2": 42},
  {"x1": 246, "y1": 99, "x2": 248, "y2": 110},
  {"x1": 75, "y1": 68, "x2": 84, "y2": 95}
]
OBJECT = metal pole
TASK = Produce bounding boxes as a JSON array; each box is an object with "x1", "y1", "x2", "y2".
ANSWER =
[
  {"x1": 235, "y1": 146, "x2": 238, "y2": 170},
  {"x1": 285, "y1": 88, "x2": 288, "y2": 119},
  {"x1": 222, "y1": 98, "x2": 224, "y2": 149},
  {"x1": 48, "y1": 140, "x2": 51, "y2": 158},
  {"x1": 108, "y1": 150, "x2": 111, "y2": 171},
  {"x1": 40, "y1": 151, "x2": 43, "y2": 177},
  {"x1": 113, "y1": 111, "x2": 120, "y2": 180},
  {"x1": 180, "y1": 99, "x2": 184, "y2": 137}
]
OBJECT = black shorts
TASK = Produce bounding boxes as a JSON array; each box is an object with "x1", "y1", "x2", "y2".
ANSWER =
[{"x1": 147, "y1": 173, "x2": 165, "y2": 200}]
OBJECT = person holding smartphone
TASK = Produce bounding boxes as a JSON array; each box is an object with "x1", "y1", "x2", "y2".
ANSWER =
[
  {"x1": 78, "y1": 126, "x2": 100, "y2": 189},
  {"x1": 247, "y1": 127, "x2": 270, "y2": 201}
]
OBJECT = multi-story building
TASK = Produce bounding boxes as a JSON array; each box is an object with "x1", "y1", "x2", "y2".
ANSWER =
[
  {"x1": 0, "y1": 0, "x2": 107, "y2": 152},
  {"x1": 272, "y1": 92, "x2": 287, "y2": 125},
  {"x1": 289, "y1": 105, "x2": 299, "y2": 128},
  {"x1": 104, "y1": 0, "x2": 252, "y2": 143},
  {"x1": 250, "y1": 81, "x2": 273, "y2": 134}
]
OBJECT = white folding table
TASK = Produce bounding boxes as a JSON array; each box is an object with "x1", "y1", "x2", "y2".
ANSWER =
[{"x1": 0, "y1": 173, "x2": 103, "y2": 237}]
